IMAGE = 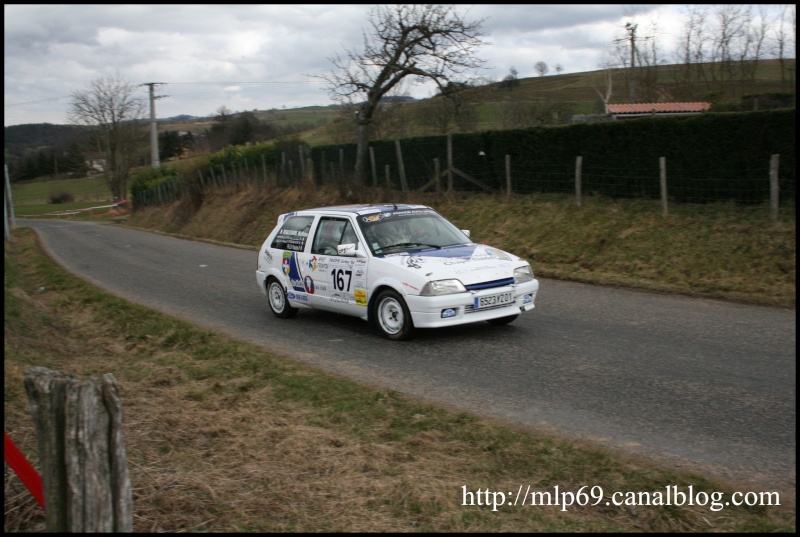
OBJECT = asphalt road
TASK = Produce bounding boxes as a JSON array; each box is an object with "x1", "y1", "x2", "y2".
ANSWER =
[{"x1": 18, "y1": 219, "x2": 797, "y2": 496}]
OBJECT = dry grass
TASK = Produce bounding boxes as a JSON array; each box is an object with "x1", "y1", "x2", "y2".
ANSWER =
[
  {"x1": 5, "y1": 228, "x2": 795, "y2": 532},
  {"x1": 125, "y1": 183, "x2": 796, "y2": 308}
]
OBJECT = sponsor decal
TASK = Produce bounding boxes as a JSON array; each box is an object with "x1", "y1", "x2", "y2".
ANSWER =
[
  {"x1": 403, "y1": 282, "x2": 419, "y2": 291},
  {"x1": 443, "y1": 258, "x2": 469, "y2": 265},
  {"x1": 283, "y1": 252, "x2": 305, "y2": 290},
  {"x1": 263, "y1": 249, "x2": 274, "y2": 263},
  {"x1": 354, "y1": 289, "x2": 367, "y2": 306},
  {"x1": 355, "y1": 268, "x2": 365, "y2": 278},
  {"x1": 307, "y1": 255, "x2": 317, "y2": 271},
  {"x1": 278, "y1": 228, "x2": 308, "y2": 237},
  {"x1": 405, "y1": 256, "x2": 423, "y2": 269},
  {"x1": 485, "y1": 247, "x2": 513, "y2": 261},
  {"x1": 328, "y1": 257, "x2": 356, "y2": 266},
  {"x1": 330, "y1": 293, "x2": 349, "y2": 304},
  {"x1": 282, "y1": 252, "x2": 292, "y2": 275},
  {"x1": 304, "y1": 276, "x2": 315, "y2": 294}
]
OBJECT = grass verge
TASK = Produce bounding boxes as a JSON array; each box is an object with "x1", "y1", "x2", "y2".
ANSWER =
[
  {"x1": 125, "y1": 184, "x2": 796, "y2": 308},
  {"x1": 4, "y1": 227, "x2": 795, "y2": 532}
]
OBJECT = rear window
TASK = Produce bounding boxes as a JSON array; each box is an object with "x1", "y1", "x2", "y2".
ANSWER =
[{"x1": 271, "y1": 215, "x2": 313, "y2": 252}]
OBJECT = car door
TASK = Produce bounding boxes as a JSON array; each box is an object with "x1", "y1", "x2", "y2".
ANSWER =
[{"x1": 297, "y1": 215, "x2": 368, "y2": 317}]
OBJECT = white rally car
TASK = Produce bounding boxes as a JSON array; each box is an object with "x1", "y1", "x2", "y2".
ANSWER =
[{"x1": 256, "y1": 203, "x2": 539, "y2": 341}]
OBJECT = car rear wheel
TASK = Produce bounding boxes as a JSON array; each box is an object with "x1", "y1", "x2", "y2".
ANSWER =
[
  {"x1": 374, "y1": 289, "x2": 414, "y2": 341},
  {"x1": 266, "y1": 277, "x2": 298, "y2": 319},
  {"x1": 486, "y1": 314, "x2": 518, "y2": 326}
]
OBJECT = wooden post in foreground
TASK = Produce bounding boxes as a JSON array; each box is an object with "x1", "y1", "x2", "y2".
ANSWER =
[{"x1": 24, "y1": 367, "x2": 133, "y2": 533}]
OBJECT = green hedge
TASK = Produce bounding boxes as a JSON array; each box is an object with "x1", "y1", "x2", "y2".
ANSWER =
[{"x1": 311, "y1": 109, "x2": 795, "y2": 204}]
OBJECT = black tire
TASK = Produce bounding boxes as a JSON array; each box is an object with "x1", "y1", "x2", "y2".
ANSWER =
[
  {"x1": 373, "y1": 289, "x2": 414, "y2": 341},
  {"x1": 266, "y1": 277, "x2": 298, "y2": 319},
  {"x1": 486, "y1": 314, "x2": 518, "y2": 326}
]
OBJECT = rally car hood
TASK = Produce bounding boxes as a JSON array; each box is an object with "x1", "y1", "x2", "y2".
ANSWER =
[{"x1": 378, "y1": 243, "x2": 523, "y2": 285}]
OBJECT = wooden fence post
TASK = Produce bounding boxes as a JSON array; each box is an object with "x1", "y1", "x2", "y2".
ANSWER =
[
  {"x1": 505, "y1": 154, "x2": 512, "y2": 198},
  {"x1": 660, "y1": 156, "x2": 668, "y2": 217},
  {"x1": 299, "y1": 146, "x2": 306, "y2": 178},
  {"x1": 575, "y1": 156, "x2": 583, "y2": 208},
  {"x1": 369, "y1": 147, "x2": 377, "y2": 189},
  {"x1": 446, "y1": 134, "x2": 454, "y2": 192},
  {"x1": 24, "y1": 367, "x2": 133, "y2": 533},
  {"x1": 394, "y1": 140, "x2": 408, "y2": 192},
  {"x1": 434, "y1": 158, "x2": 441, "y2": 192},
  {"x1": 770, "y1": 154, "x2": 780, "y2": 221}
]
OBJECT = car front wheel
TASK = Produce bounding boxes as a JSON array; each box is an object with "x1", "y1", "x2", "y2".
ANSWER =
[
  {"x1": 266, "y1": 277, "x2": 298, "y2": 319},
  {"x1": 374, "y1": 289, "x2": 414, "y2": 341}
]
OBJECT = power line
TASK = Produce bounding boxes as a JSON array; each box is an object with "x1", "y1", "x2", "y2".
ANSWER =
[{"x1": 5, "y1": 95, "x2": 73, "y2": 108}]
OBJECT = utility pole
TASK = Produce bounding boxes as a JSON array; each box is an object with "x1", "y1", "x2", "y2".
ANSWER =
[
  {"x1": 142, "y1": 83, "x2": 167, "y2": 169},
  {"x1": 625, "y1": 22, "x2": 638, "y2": 103}
]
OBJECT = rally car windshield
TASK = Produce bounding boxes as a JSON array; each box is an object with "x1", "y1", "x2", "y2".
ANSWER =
[{"x1": 357, "y1": 209, "x2": 471, "y2": 256}]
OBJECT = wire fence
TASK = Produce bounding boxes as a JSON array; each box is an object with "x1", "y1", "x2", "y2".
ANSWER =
[{"x1": 132, "y1": 147, "x2": 793, "y2": 221}]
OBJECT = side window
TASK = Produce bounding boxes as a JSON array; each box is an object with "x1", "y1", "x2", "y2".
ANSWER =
[
  {"x1": 312, "y1": 217, "x2": 348, "y2": 255},
  {"x1": 271, "y1": 215, "x2": 313, "y2": 251},
  {"x1": 341, "y1": 222, "x2": 358, "y2": 247}
]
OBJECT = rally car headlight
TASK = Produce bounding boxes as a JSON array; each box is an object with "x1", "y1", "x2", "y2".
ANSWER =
[
  {"x1": 420, "y1": 279, "x2": 467, "y2": 296},
  {"x1": 514, "y1": 265, "x2": 535, "y2": 284}
]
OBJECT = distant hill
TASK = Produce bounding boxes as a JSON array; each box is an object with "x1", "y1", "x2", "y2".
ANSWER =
[
  {"x1": 5, "y1": 59, "x2": 795, "y2": 158},
  {"x1": 161, "y1": 114, "x2": 198, "y2": 122},
  {"x1": 4, "y1": 123, "x2": 93, "y2": 159}
]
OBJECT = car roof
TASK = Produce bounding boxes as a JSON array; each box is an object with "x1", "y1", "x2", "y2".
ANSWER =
[{"x1": 294, "y1": 203, "x2": 431, "y2": 217}]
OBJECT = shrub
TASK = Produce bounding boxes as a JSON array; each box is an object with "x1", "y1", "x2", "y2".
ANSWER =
[
  {"x1": 48, "y1": 191, "x2": 74, "y2": 204},
  {"x1": 130, "y1": 167, "x2": 179, "y2": 197}
]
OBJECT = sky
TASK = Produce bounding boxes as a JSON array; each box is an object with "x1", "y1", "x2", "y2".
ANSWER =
[{"x1": 4, "y1": 4, "x2": 695, "y2": 127}]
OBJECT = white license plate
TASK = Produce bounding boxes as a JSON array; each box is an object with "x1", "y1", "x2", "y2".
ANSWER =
[{"x1": 474, "y1": 292, "x2": 514, "y2": 309}]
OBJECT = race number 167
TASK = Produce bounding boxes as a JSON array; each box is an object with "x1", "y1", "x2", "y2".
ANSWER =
[{"x1": 331, "y1": 269, "x2": 352, "y2": 291}]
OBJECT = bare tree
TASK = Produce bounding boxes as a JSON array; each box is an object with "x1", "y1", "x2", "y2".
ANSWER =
[
  {"x1": 772, "y1": 5, "x2": 796, "y2": 89},
  {"x1": 68, "y1": 75, "x2": 147, "y2": 200},
  {"x1": 534, "y1": 61, "x2": 549, "y2": 76},
  {"x1": 500, "y1": 66, "x2": 520, "y2": 89},
  {"x1": 593, "y1": 69, "x2": 614, "y2": 113},
  {"x1": 739, "y1": 5, "x2": 773, "y2": 85},
  {"x1": 319, "y1": 4, "x2": 487, "y2": 184},
  {"x1": 554, "y1": 63, "x2": 564, "y2": 75},
  {"x1": 635, "y1": 19, "x2": 666, "y2": 101}
]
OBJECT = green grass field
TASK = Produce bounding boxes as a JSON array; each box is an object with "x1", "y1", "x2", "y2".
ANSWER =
[{"x1": 10, "y1": 175, "x2": 112, "y2": 206}]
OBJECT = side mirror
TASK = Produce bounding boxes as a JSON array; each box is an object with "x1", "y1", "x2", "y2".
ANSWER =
[
  {"x1": 462, "y1": 230, "x2": 471, "y2": 238},
  {"x1": 337, "y1": 243, "x2": 367, "y2": 258}
]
